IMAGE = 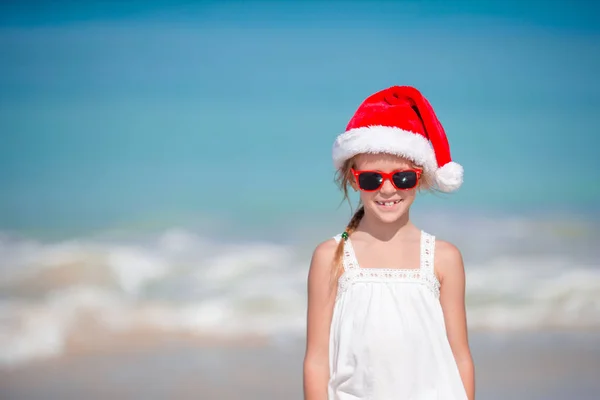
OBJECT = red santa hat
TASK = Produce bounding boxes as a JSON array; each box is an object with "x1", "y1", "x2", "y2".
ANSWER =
[{"x1": 332, "y1": 85, "x2": 463, "y2": 192}]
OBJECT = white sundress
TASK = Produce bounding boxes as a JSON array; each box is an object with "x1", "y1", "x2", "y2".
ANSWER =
[{"x1": 328, "y1": 231, "x2": 468, "y2": 400}]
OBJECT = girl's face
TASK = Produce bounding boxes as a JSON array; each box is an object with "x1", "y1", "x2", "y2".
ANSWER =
[{"x1": 351, "y1": 153, "x2": 421, "y2": 224}]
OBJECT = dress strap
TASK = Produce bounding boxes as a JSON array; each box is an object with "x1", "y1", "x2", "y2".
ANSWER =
[
  {"x1": 332, "y1": 234, "x2": 359, "y2": 272},
  {"x1": 343, "y1": 237, "x2": 360, "y2": 271},
  {"x1": 419, "y1": 231, "x2": 436, "y2": 277}
]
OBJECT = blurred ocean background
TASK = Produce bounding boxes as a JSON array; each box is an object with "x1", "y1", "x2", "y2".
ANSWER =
[{"x1": 1, "y1": 0, "x2": 599, "y2": 399}]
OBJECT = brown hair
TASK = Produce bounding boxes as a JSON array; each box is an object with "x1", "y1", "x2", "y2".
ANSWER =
[
  {"x1": 330, "y1": 157, "x2": 363, "y2": 286},
  {"x1": 330, "y1": 155, "x2": 436, "y2": 288}
]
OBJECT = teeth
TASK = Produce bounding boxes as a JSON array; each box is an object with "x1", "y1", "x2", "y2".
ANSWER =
[{"x1": 376, "y1": 200, "x2": 401, "y2": 207}]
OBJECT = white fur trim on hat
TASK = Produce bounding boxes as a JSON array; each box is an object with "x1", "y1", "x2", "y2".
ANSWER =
[
  {"x1": 332, "y1": 126, "x2": 438, "y2": 174},
  {"x1": 332, "y1": 125, "x2": 464, "y2": 193}
]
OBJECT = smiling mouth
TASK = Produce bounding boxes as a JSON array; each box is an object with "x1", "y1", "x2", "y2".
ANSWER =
[{"x1": 375, "y1": 199, "x2": 403, "y2": 207}]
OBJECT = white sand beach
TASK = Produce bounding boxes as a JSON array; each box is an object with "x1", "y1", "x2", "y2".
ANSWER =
[{"x1": 1, "y1": 331, "x2": 599, "y2": 400}]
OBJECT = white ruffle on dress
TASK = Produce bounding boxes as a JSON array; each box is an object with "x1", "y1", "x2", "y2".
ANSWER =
[{"x1": 328, "y1": 231, "x2": 468, "y2": 400}]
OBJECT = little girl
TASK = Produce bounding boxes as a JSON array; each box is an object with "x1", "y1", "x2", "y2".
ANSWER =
[{"x1": 303, "y1": 86, "x2": 474, "y2": 399}]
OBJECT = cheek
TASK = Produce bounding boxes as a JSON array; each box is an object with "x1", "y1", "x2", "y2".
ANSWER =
[
  {"x1": 405, "y1": 187, "x2": 418, "y2": 197},
  {"x1": 402, "y1": 188, "x2": 418, "y2": 201},
  {"x1": 359, "y1": 190, "x2": 377, "y2": 203}
]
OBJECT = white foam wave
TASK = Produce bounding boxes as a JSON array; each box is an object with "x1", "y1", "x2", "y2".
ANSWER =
[
  {"x1": 0, "y1": 221, "x2": 598, "y2": 367},
  {"x1": 466, "y1": 257, "x2": 600, "y2": 331}
]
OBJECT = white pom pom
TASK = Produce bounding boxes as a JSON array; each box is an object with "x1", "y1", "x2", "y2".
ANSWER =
[{"x1": 435, "y1": 161, "x2": 464, "y2": 192}]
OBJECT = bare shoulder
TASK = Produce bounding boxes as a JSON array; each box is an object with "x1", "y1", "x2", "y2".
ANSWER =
[
  {"x1": 309, "y1": 237, "x2": 339, "y2": 272},
  {"x1": 434, "y1": 238, "x2": 465, "y2": 282},
  {"x1": 306, "y1": 237, "x2": 340, "y2": 301},
  {"x1": 435, "y1": 239, "x2": 463, "y2": 263},
  {"x1": 313, "y1": 237, "x2": 339, "y2": 259}
]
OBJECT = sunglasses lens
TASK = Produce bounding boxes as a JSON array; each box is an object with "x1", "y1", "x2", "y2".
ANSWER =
[
  {"x1": 393, "y1": 171, "x2": 418, "y2": 189},
  {"x1": 357, "y1": 172, "x2": 383, "y2": 191}
]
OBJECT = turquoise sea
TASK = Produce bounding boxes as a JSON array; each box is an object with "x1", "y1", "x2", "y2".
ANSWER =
[
  {"x1": 1, "y1": 0, "x2": 599, "y2": 236},
  {"x1": 0, "y1": 2, "x2": 599, "y2": 387}
]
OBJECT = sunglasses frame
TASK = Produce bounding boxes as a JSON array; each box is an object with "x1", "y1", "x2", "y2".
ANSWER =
[{"x1": 351, "y1": 168, "x2": 423, "y2": 192}]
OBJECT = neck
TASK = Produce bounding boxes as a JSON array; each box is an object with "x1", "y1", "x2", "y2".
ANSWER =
[{"x1": 357, "y1": 209, "x2": 416, "y2": 242}]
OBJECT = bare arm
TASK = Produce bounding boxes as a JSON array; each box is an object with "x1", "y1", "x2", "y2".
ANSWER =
[
  {"x1": 436, "y1": 240, "x2": 475, "y2": 400},
  {"x1": 303, "y1": 239, "x2": 338, "y2": 400}
]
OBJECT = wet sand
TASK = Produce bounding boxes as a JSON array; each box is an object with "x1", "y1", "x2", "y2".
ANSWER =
[{"x1": 1, "y1": 331, "x2": 599, "y2": 399}]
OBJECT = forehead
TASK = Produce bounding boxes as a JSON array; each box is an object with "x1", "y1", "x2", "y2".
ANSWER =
[{"x1": 354, "y1": 153, "x2": 415, "y2": 170}]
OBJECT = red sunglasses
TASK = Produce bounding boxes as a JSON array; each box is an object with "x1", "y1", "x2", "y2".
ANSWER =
[{"x1": 351, "y1": 168, "x2": 422, "y2": 191}]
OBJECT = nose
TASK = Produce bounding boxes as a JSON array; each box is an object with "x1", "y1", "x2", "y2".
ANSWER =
[{"x1": 379, "y1": 177, "x2": 396, "y2": 194}]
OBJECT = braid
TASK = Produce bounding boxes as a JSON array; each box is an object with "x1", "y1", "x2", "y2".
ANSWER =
[
  {"x1": 330, "y1": 205, "x2": 365, "y2": 288},
  {"x1": 346, "y1": 205, "x2": 365, "y2": 235}
]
